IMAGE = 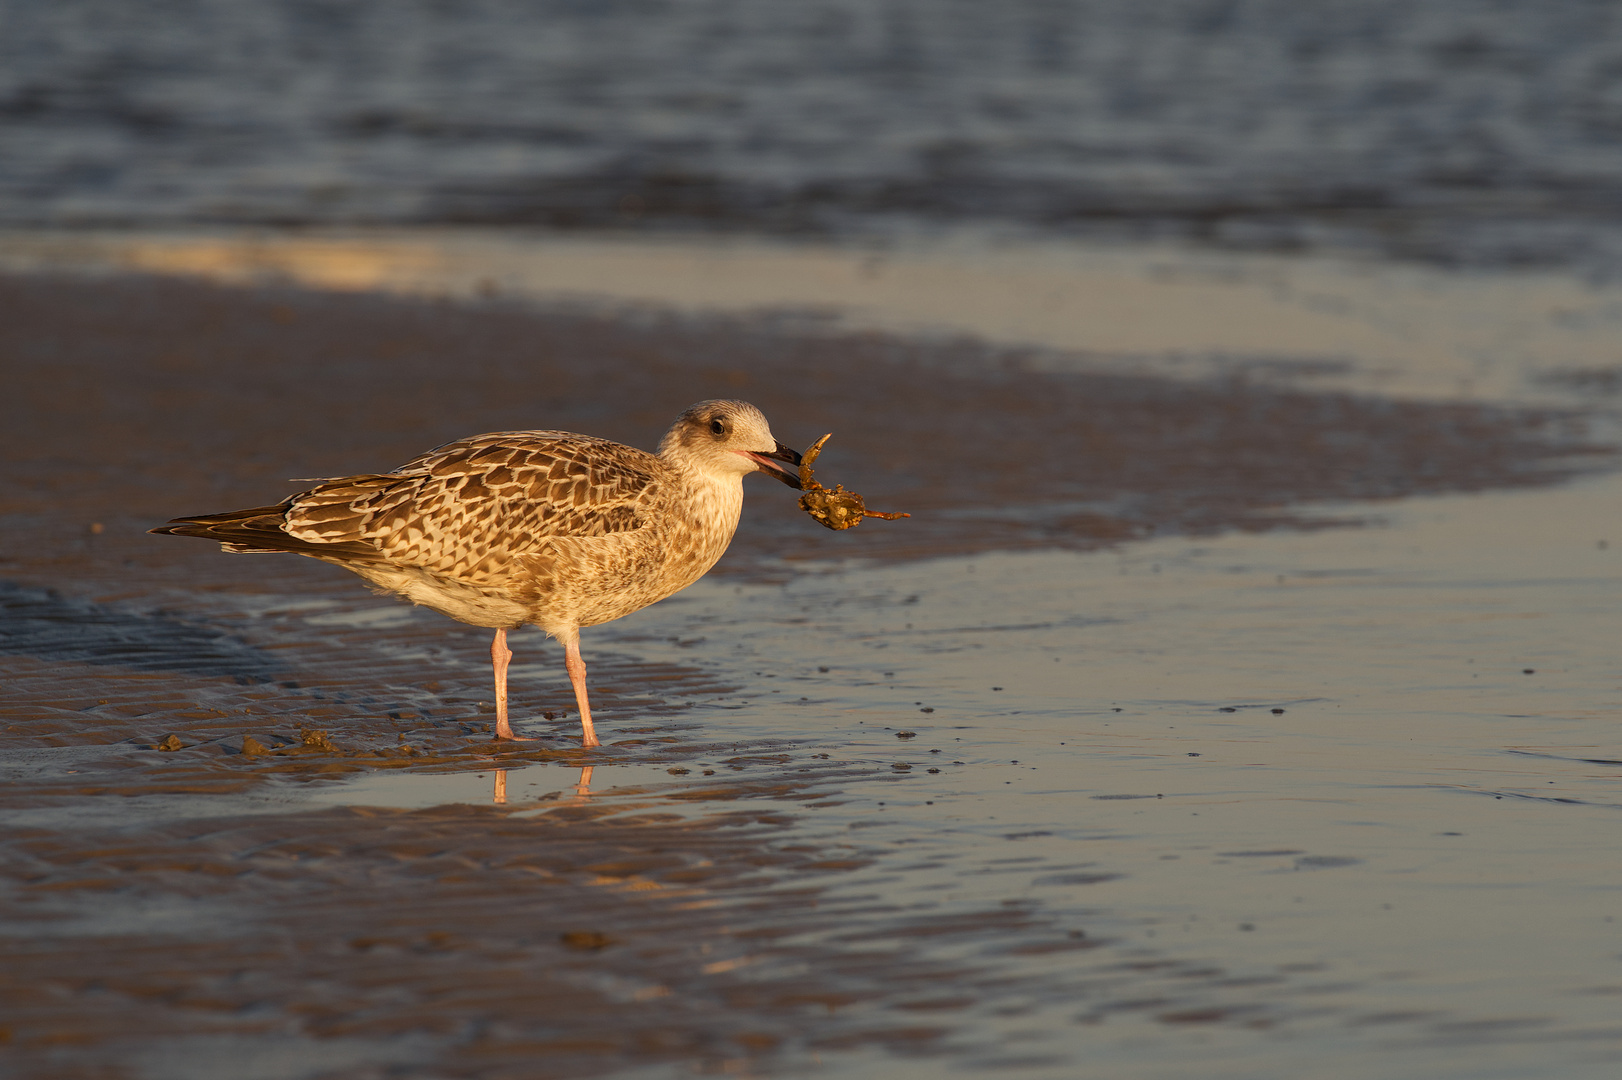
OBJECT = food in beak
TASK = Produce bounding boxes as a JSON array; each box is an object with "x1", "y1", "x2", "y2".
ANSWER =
[{"x1": 794, "y1": 434, "x2": 910, "y2": 531}]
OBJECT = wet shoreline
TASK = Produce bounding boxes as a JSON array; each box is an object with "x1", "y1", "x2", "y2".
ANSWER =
[
  {"x1": 2, "y1": 267, "x2": 1608, "y2": 579},
  {"x1": 4, "y1": 251, "x2": 1622, "y2": 1079}
]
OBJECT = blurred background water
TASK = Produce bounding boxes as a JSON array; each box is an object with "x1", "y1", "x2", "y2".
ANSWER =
[{"x1": 7, "y1": 0, "x2": 1622, "y2": 271}]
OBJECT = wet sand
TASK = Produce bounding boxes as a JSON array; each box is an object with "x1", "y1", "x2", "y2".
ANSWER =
[{"x1": 2, "y1": 234, "x2": 1621, "y2": 1079}]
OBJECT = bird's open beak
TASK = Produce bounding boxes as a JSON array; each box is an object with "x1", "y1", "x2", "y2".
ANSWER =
[{"x1": 744, "y1": 441, "x2": 804, "y2": 489}]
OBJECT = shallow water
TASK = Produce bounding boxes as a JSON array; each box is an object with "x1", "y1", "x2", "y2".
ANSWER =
[
  {"x1": 10, "y1": 0, "x2": 1622, "y2": 274},
  {"x1": 10, "y1": 474, "x2": 1618, "y2": 1078},
  {"x1": 476, "y1": 473, "x2": 1622, "y2": 1076},
  {"x1": 2, "y1": 229, "x2": 1620, "y2": 1078}
]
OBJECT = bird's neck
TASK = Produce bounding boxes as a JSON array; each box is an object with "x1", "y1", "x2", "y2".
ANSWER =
[{"x1": 663, "y1": 457, "x2": 744, "y2": 541}]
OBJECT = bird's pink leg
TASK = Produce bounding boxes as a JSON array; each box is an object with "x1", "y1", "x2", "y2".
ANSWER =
[
  {"x1": 490, "y1": 628, "x2": 522, "y2": 740},
  {"x1": 564, "y1": 638, "x2": 600, "y2": 747}
]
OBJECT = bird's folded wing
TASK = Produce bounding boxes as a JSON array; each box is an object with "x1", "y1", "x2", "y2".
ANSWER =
[{"x1": 282, "y1": 432, "x2": 660, "y2": 583}]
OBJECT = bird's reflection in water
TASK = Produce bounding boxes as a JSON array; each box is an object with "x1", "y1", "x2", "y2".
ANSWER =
[{"x1": 490, "y1": 765, "x2": 594, "y2": 805}]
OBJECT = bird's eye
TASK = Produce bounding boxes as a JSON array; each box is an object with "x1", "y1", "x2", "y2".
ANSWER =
[{"x1": 709, "y1": 418, "x2": 726, "y2": 436}]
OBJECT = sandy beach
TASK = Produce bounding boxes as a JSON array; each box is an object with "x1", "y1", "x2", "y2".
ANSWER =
[{"x1": 1, "y1": 228, "x2": 1620, "y2": 1078}]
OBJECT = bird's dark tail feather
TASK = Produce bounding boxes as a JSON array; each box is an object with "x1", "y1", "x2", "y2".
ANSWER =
[{"x1": 151, "y1": 504, "x2": 381, "y2": 561}]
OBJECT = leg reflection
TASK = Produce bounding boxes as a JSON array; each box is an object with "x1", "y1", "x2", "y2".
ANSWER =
[{"x1": 493, "y1": 762, "x2": 596, "y2": 804}]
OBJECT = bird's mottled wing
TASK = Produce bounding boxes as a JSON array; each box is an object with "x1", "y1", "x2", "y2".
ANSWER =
[{"x1": 281, "y1": 432, "x2": 661, "y2": 584}]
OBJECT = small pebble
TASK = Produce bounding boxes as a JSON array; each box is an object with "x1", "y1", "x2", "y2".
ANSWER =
[{"x1": 560, "y1": 931, "x2": 615, "y2": 951}]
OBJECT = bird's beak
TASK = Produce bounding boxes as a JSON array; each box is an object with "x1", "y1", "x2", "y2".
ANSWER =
[{"x1": 744, "y1": 441, "x2": 804, "y2": 489}]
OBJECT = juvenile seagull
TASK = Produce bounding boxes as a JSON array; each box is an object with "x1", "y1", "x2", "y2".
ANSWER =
[{"x1": 153, "y1": 400, "x2": 803, "y2": 746}]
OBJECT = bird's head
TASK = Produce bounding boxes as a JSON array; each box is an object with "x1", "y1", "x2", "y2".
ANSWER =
[{"x1": 661, "y1": 399, "x2": 803, "y2": 489}]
